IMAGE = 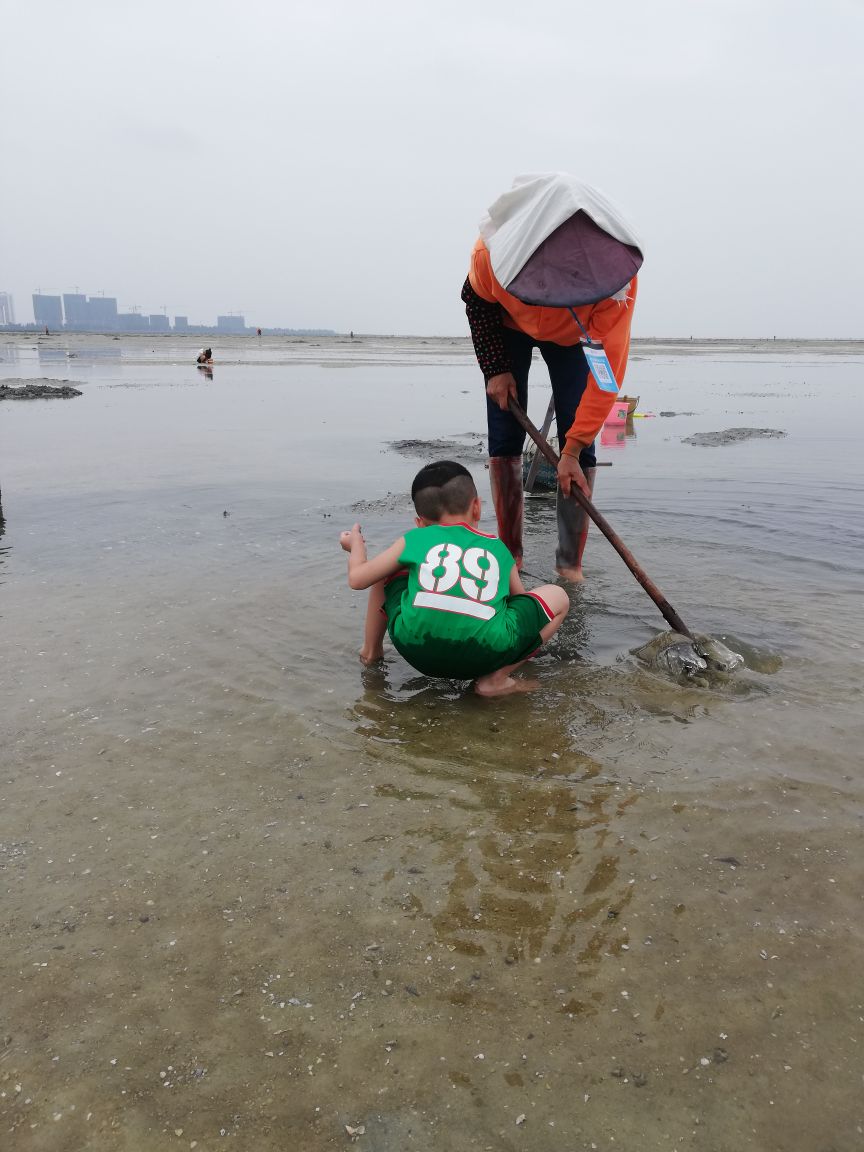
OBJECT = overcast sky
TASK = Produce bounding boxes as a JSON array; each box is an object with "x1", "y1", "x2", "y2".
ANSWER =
[{"x1": 2, "y1": 0, "x2": 862, "y2": 336}]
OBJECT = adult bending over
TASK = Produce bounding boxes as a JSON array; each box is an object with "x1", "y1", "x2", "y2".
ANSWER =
[{"x1": 463, "y1": 173, "x2": 641, "y2": 580}]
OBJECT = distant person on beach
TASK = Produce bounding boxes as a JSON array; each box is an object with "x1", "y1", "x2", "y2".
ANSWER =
[
  {"x1": 463, "y1": 173, "x2": 641, "y2": 581},
  {"x1": 196, "y1": 347, "x2": 212, "y2": 364},
  {"x1": 339, "y1": 460, "x2": 568, "y2": 696}
]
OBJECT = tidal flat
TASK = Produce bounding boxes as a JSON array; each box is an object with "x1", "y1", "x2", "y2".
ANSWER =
[{"x1": 1, "y1": 333, "x2": 863, "y2": 1150}]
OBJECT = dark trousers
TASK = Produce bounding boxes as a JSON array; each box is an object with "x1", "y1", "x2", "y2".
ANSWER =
[{"x1": 485, "y1": 327, "x2": 597, "y2": 469}]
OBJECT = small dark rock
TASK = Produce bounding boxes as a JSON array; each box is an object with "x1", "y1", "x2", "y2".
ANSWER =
[
  {"x1": 0, "y1": 382, "x2": 82, "y2": 401},
  {"x1": 683, "y1": 427, "x2": 786, "y2": 448}
]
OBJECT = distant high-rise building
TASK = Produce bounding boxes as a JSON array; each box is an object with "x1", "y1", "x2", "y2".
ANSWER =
[
  {"x1": 217, "y1": 315, "x2": 245, "y2": 333},
  {"x1": 149, "y1": 314, "x2": 169, "y2": 332},
  {"x1": 0, "y1": 292, "x2": 15, "y2": 325},
  {"x1": 117, "y1": 313, "x2": 150, "y2": 332},
  {"x1": 33, "y1": 293, "x2": 63, "y2": 330},
  {"x1": 62, "y1": 293, "x2": 88, "y2": 329},
  {"x1": 174, "y1": 316, "x2": 188, "y2": 331},
  {"x1": 87, "y1": 296, "x2": 118, "y2": 331}
]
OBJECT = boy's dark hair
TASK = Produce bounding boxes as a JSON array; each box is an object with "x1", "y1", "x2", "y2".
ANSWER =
[{"x1": 411, "y1": 460, "x2": 478, "y2": 521}]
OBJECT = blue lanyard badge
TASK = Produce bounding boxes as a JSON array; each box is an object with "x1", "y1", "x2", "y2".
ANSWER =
[{"x1": 581, "y1": 341, "x2": 619, "y2": 394}]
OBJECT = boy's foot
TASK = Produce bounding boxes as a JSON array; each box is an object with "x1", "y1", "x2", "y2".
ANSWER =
[
  {"x1": 555, "y1": 564, "x2": 584, "y2": 583},
  {"x1": 474, "y1": 674, "x2": 538, "y2": 697},
  {"x1": 359, "y1": 647, "x2": 385, "y2": 665}
]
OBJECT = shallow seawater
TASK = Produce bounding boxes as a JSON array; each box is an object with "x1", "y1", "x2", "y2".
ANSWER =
[{"x1": 2, "y1": 333, "x2": 864, "y2": 1150}]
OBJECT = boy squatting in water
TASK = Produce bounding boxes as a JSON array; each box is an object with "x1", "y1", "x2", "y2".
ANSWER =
[{"x1": 339, "y1": 461, "x2": 569, "y2": 697}]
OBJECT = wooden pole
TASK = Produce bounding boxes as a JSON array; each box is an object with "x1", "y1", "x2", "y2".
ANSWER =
[{"x1": 509, "y1": 398, "x2": 695, "y2": 639}]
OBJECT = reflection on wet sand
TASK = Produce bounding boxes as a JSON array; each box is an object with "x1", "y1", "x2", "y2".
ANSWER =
[{"x1": 351, "y1": 672, "x2": 640, "y2": 983}]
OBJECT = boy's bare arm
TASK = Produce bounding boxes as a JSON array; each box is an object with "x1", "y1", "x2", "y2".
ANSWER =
[
  {"x1": 339, "y1": 523, "x2": 406, "y2": 590},
  {"x1": 509, "y1": 566, "x2": 527, "y2": 595}
]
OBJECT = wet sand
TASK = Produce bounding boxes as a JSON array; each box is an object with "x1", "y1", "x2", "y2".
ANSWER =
[{"x1": 2, "y1": 334, "x2": 864, "y2": 1150}]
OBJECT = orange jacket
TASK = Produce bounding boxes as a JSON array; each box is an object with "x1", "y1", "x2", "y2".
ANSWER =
[{"x1": 468, "y1": 237, "x2": 638, "y2": 450}]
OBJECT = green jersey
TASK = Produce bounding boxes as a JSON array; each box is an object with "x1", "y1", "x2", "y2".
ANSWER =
[{"x1": 383, "y1": 523, "x2": 551, "y2": 679}]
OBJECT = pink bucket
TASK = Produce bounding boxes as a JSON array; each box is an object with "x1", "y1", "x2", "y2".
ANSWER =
[{"x1": 604, "y1": 399, "x2": 629, "y2": 426}]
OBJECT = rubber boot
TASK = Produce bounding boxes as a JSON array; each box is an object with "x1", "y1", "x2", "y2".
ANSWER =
[
  {"x1": 488, "y1": 455, "x2": 524, "y2": 566},
  {"x1": 555, "y1": 467, "x2": 596, "y2": 581}
]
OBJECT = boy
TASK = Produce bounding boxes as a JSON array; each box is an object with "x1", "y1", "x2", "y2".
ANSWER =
[{"x1": 340, "y1": 461, "x2": 569, "y2": 697}]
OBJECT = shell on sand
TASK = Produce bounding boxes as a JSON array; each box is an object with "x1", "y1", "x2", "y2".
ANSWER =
[
  {"x1": 693, "y1": 635, "x2": 744, "y2": 673},
  {"x1": 632, "y1": 631, "x2": 746, "y2": 677},
  {"x1": 631, "y1": 632, "x2": 708, "y2": 676}
]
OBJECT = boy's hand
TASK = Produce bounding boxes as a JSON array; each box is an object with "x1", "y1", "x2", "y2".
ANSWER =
[{"x1": 340, "y1": 523, "x2": 364, "y2": 552}]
